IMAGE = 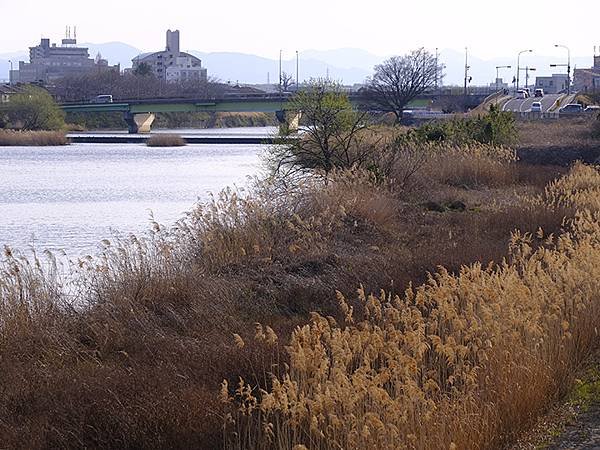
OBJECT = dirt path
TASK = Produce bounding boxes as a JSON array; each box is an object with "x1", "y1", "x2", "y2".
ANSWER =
[
  {"x1": 511, "y1": 357, "x2": 600, "y2": 450},
  {"x1": 547, "y1": 404, "x2": 600, "y2": 449}
]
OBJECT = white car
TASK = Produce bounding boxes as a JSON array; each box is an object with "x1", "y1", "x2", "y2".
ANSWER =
[{"x1": 530, "y1": 102, "x2": 542, "y2": 113}]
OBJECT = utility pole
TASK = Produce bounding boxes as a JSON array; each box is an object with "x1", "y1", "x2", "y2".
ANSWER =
[
  {"x1": 279, "y1": 49, "x2": 282, "y2": 93},
  {"x1": 516, "y1": 49, "x2": 533, "y2": 92},
  {"x1": 554, "y1": 44, "x2": 571, "y2": 95},
  {"x1": 463, "y1": 47, "x2": 469, "y2": 97},
  {"x1": 522, "y1": 66, "x2": 536, "y2": 90},
  {"x1": 296, "y1": 50, "x2": 299, "y2": 91}
]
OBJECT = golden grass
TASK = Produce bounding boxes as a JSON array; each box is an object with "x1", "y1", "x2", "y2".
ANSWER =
[
  {"x1": 222, "y1": 163, "x2": 600, "y2": 450},
  {"x1": 146, "y1": 133, "x2": 187, "y2": 147},
  {"x1": 0, "y1": 130, "x2": 68, "y2": 146},
  {"x1": 0, "y1": 133, "x2": 573, "y2": 449}
]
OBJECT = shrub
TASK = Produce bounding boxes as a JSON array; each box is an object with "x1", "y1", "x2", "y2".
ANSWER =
[
  {"x1": 268, "y1": 79, "x2": 368, "y2": 180},
  {"x1": 146, "y1": 134, "x2": 186, "y2": 147},
  {"x1": 5, "y1": 85, "x2": 65, "y2": 131},
  {"x1": 415, "y1": 105, "x2": 517, "y2": 147}
]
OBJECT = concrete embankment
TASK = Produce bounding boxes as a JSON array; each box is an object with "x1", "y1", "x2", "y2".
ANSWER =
[{"x1": 66, "y1": 134, "x2": 295, "y2": 145}]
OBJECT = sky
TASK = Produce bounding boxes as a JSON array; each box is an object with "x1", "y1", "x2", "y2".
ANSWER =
[{"x1": 1, "y1": 0, "x2": 599, "y2": 59}]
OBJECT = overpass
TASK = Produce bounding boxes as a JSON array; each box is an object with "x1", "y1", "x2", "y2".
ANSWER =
[
  {"x1": 59, "y1": 92, "x2": 490, "y2": 133},
  {"x1": 60, "y1": 95, "x2": 301, "y2": 133}
]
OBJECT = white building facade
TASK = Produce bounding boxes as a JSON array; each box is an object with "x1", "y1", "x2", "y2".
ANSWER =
[{"x1": 132, "y1": 30, "x2": 207, "y2": 83}]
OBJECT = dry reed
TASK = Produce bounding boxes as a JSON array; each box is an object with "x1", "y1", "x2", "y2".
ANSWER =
[
  {"x1": 146, "y1": 133, "x2": 187, "y2": 147},
  {"x1": 0, "y1": 132, "x2": 572, "y2": 449},
  {"x1": 222, "y1": 162, "x2": 600, "y2": 450},
  {"x1": 0, "y1": 130, "x2": 68, "y2": 146}
]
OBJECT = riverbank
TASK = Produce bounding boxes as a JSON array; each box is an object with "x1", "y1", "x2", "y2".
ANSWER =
[
  {"x1": 0, "y1": 129, "x2": 68, "y2": 146},
  {"x1": 2, "y1": 120, "x2": 600, "y2": 448}
]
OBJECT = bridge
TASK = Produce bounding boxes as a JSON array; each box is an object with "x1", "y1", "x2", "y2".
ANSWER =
[
  {"x1": 60, "y1": 95, "x2": 302, "y2": 133},
  {"x1": 59, "y1": 92, "x2": 490, "y2": 133}
]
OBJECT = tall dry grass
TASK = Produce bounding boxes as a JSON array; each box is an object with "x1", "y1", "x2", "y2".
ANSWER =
[
  {"x1": 146, "y1": 133, "x2": 186, "y2": 147},
  {"x1": 222, "y1": 163, "x2": 600, "y2": 450},
  {"x1": 0, "y1": 135, "x2": 571, "y2": 449},
  {"x1": 0, "y1": 130, "x2": 68, "y2": 146}
]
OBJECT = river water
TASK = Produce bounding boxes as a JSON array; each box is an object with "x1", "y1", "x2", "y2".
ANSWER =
[{"x1": 0, "y1": 127, "x2": 274, "y2": 257}]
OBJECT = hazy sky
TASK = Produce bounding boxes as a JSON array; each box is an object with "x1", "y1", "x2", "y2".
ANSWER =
[{"x1": 1, "y1": 0, "x2": 599, "y2": 59}]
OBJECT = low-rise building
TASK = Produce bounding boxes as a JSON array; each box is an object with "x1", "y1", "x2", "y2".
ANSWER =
[
  {"x1": 535, "y1": 74, "x2": 569, "y2": 94},
  {"x1": 9, "y1": 32, "x2": 119, "y2": 84},
  {"x1": 573, "y1": 56, "x2": 600, "y2": 93},
  {"x1": 132, "y1": 30, "x2": 207, "y2": 83}
]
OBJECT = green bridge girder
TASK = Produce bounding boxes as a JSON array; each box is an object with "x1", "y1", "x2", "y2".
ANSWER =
[
  {"x1": 58, "y1": 97, "x2": 433, "y2": 115},
  {"x1": 60, "y1": 100, "x2": 295, "y2": 114}
]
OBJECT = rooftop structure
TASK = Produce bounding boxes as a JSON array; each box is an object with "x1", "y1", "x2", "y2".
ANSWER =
[
  {"x1": 132, "y1": 30, "x2": 207, "y2": 83},
  {"x1": 9, "y1": 28, "x2": 120, "y2": 84}
]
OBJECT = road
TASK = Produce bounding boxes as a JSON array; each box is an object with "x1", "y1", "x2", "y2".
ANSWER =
[{"x1": 502, "y1": 93, "x2": 562, "y2": 113}]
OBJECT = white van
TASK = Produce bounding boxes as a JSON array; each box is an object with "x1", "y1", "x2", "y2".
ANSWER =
[{"x1": 93, "y1": 94, "x2": 113, "y2": 104}]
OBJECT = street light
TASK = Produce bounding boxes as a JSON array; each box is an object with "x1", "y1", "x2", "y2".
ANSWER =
[
  {"x1": 516, "y1": 49, "x2": 533, "y2": 92},
  {"x1": 464, "y1": 47, "x2": 470, "y2": 97},
  {"x1": 279, "y1": 49, "x2": 282, "y2": 93},
  {"x1": 554, "y1": 44, "x2": 571, "y2": 95},
  {"x1": 495, "y1": 65, "x2": 512, "y2": 92}
]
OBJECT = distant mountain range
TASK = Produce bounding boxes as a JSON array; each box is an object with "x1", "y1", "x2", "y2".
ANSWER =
[{"x1": 0, "y1": 43, "x2": 596, "y2": 87}]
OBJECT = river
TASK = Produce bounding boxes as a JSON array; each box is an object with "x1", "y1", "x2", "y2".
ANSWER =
[{"x1": 0, "y1": 127, "x2": 274, "y2": 257}]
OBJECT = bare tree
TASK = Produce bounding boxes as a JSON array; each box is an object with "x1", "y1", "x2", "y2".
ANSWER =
[
  {"x1": 280, "y1": 71, "x2": 295, "y2": 92},
  {"x1": 365, "y1": 48, "x2": 443, "y2": 123}
]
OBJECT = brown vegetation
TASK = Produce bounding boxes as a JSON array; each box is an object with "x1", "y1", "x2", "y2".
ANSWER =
[
  {"x1": 146, "y1": 133, "x2": 187, "y2": 147},
  {"x1": 223, "y1": 163, "x2": 600, "y2": 450},
  {"x1": 0, "y1": 120, "x2": 592, "y2": 448},
  {"x1": 516, "y1": 118, "x2": 600, "y2": 166},
  {"x1": 0, "y1": 130, "x2": 69, "y2": 146}
]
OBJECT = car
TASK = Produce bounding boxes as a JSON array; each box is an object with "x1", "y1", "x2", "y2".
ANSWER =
[
  {"x1": 534, "y1": 89, "x2": 544, "y2": 97},
  {"x1": 530, "y1": 102, "x2": 542, "y2": 113},
  {"x1": 559, "y1": 103, "x2": 584, "y2": 116},
  {"x1": 523, "y1": 88, "x2": 531, "y2": 97},
  {"x1": 93, "y1": 94, "x2": 113, "y2": 104},
  {"x1": 516, "y1": 90, "x2": 528, "y2": 99},
  {"x1": 584, "y1": 105, "x2": 600, "y2": 112}
]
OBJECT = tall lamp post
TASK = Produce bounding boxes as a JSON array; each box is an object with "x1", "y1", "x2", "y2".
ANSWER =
[
  {"x1": 554, "y1": 44, "x2": 571, "y2": 95},
  {"x1": 516, "y1": 49, "x2": 533, "y2": 92},
  {"x1": 279, "y1": 49, "x2": 282, "y2": 93},
  {"x1": 296, "y1": 50, "x2": 299, "y2": 92},
  {"x1": 496, "y1": 65, "x2": 511, "y2": 92}
]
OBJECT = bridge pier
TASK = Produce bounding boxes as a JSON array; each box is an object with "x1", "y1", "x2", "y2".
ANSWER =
[
  {"x1": 124, "y1": 112, "x2": 156, "y2": 134},
  {"x1": 275, "y1": 110, "x2": 302, "y2": 135}
]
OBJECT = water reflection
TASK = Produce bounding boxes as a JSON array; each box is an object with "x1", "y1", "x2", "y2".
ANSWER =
[{"x1": 0, "y1": 142, "x2": 264, "y2": 256}]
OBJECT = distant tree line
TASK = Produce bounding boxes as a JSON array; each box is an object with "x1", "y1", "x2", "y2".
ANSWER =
[{"x1": 50, "y1": 70, "x2": 229, "y2": 103}]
